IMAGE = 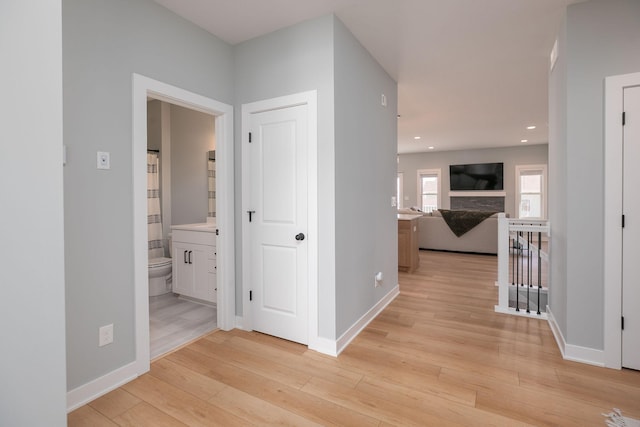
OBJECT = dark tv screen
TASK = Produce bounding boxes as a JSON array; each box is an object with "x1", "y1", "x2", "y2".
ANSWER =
[{"x1": 449, "y1": 163, "x2": 504, "y2": 191}]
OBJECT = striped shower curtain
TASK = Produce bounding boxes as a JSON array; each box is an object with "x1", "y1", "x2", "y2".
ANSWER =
[
  {"x1": 208, "y1": 159, "x2": 216, "y2": 218},
  {"x1": 147, "y1": 152, "x2": 164, "y2": 259}
]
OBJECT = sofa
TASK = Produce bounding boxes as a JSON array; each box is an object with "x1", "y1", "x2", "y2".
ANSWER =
[{"x1": 398, "y1": 208, "x2": 502, "y2": 254}]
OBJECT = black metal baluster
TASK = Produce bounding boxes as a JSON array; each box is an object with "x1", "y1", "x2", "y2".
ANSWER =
[
  {"x1": 509, "y1": 236, "x2": 516, "y2": 286},
  {"x1": 537, "y1": 231, "x2": 542, "y2": 315},
  {"x1": 516, "y1": 231, "x2": 521, "y2": 311},
  {"x1": 526, "y1": 231, "x2": 531, "y2": 313},
  {"x1": 510, "y1": 234, "x2": 515, "y2": 309}
]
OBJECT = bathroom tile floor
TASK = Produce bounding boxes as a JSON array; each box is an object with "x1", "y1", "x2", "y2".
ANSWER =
[{"x1": 149, "y1": 293, "x2": 217, "y2": 359}]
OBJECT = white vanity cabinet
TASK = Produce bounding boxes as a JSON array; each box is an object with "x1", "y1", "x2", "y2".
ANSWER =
[{"x1": 171, "y1": 223, "x2": 217, "y2": 304}]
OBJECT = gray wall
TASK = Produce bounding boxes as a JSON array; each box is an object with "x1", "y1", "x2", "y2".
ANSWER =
[
  {"x1": 398, "y1": 145, "x2": 548, "y2": 218},
  {"x1": 170, "y1": 104, "x2": 215, "y2": 225},
  {"x1": 548, "y1": 13, "x2": 568, "y2": 339},
  {"x1": 148, "y1": 100, "x2": 215, "y2": 251},
  {"x1": 333, "y1": 19, "x2": 399, "y2": 337},
  {"x1": 234, "y1": 15, "x2": 398, "y2": 340},
  {"x1": 63, "y1": 0, "x2": 233, "y2": 390},
  {"x1": 234, "y1": 15, "x2": 337, "y2": 337},
  {"x1": 549, "y1": 0, "x2": 640, "y2": 349},
  {"x1": 0, "y1": 1, "x2": 67, "y2": 424}
]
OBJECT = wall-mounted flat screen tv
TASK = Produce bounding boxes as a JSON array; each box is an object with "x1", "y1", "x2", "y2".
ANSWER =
[{"x1": 449, "y1": 162, "x2": 504, "y2": 191}]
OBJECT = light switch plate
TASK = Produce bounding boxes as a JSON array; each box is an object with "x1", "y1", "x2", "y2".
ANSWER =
[{"x1": 97, "y1": 151, "x2": 110, "y2": 170}]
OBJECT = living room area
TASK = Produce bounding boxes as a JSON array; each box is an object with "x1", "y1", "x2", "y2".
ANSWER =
[
  {"x1": 397, "y1": 144, "x2": 549, "y2": 313},
  {"x1": 397, "y1": 143, "x2": 548, "y2": 229}
]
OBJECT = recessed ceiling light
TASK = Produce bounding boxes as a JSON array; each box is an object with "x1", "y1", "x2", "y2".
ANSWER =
[
  {"x1": 414, "y1": 136, "x2": 421, "y2": 140},
  {"x1": 526, "y1": 125, "x2": 536, "y2": 130},
  {"x1": 428, "y1": 146, "x2": 435, "y2": 150},
  {"x1": 521, "y1": 139, "x2": 528, "y2": 143}
]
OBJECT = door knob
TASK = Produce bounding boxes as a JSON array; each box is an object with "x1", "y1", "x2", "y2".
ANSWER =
[{"x1": 295, "y1": 233, "x2": 305, "y2": 241}]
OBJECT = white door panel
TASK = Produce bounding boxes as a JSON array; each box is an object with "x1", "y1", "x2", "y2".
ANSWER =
[
  {"x1": 249, "y1": 104, "x2": 308, "y2": 344},
  {"x1": 262, "y1": 245, "x2": 297, "y2": 313},
  {"x1": 261, "y1": 121, "x2": 297, "y2": 223},
  {"x1": 623, "y1": 85, "x2": 640, "y2": 370}
]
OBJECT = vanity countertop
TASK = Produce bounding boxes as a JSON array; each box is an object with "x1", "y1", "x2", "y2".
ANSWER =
[{"x1": 171, "y1": 222, "x2": 216, "y2": 232}]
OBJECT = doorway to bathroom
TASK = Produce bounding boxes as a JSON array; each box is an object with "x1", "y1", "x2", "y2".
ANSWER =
[
  {"x1": 146, "y1": 100, "x2": 218, "y2": 359},
  {"x1": 132, "y1": 74, "x2": 235, "y2": 375}
]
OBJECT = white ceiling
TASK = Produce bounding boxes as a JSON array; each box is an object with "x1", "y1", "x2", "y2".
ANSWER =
[{"x1": 154, "y1": 0, "x2": 582, "y2": 153}]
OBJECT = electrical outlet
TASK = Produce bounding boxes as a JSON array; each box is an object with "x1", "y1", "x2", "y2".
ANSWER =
[
  {"x1": 97, "y1": 151, "x2": 110, "y2": 170},
  {"x1": 374, "y1": 272, "x2": 383, "y2": 288},
  {"x1": 99, "y1": 324, "x2": 114, "y2": 347}
]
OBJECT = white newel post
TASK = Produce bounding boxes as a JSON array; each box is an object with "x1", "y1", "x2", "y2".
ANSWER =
[{"x1": 496, "y1": 213, "x2": 509, "y2": 311}]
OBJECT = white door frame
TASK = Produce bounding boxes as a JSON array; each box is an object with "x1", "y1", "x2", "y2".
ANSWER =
[
  {"x1": 604, "y1": 71, "x2": 640, "y2": 369},
  {"x1": 132, "y1": 74, "x2": 235, "y2": 375},
  {"x1": 241, "y1": 91, "x2": 319, "y2": 349}
]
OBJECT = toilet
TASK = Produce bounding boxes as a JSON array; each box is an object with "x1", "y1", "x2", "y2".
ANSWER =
[{"x1": 148, "y1": 235, "x2": 172, "y2": 296}]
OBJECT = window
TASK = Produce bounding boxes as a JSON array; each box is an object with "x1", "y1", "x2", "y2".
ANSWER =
[
  {"x1": 417, "y1": 169, "x2": 441, "y2": 213},
  {"x1": 516, "y1": 165, "x2": 547, "y2": 219},
  {"x1": 397, "y1": 173, "x2": 404, "y2": 208}
]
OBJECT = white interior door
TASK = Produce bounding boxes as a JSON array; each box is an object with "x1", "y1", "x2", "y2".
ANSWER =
[
  {"x1": 249, "y1": 104, "x2": 308, "y2": 344},
  {"x1": 622, "y1": 85, "x2": 640, "y2": 370}
]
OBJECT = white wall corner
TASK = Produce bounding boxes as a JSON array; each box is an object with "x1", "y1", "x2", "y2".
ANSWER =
[
  {"x1": 564, "y1": 344, "x2": 605, "y2": 367},
  {"x1": 335, "y1": 285, "x2": 400, "y2": 356},
  {"x1": 308, "y1": 337, "x2": 338, "y2": 357},
  {"x1": 67, "y1": 361, "x2": 139, "y2": 413},
  {"x1": 546, "y1": 306, "x2": 566, "y2": 359},
  {"x1": 234, "y1": 316, "x2": 245, "y2": 330},
  {"x1": 547, "y1": 306, "x2": 605, "y2": 367}
]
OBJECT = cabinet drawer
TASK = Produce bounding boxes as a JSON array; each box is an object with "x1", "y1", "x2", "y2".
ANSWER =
[{"x1": 172, "y1": 229, "x2": 216, "y2": 246}]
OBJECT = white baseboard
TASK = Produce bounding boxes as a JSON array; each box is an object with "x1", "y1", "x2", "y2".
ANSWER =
[
  {"x1": 66, "y1": 286, "x2": 399, "y2": 412},
  {"x1": 335, "y1": 284, "x2": 400, "y2": 356},
  {"x1": 67, "y1": 361, "x2": 141, "y2": 413},
  {"x1": 494, "y1": 305, "x2": 548, "y2": 320},
  {"x1": 308, "y1": 336, "x2": 339, "y2": 357},
  {"x1": 547, "y1": 306, "x2": 604, "y2": 367},
  {"x1": 235, "y1": 315, "x2": 245, "y2": 330},
  {"x1": 308, "y1": 285, "x2": 400, "y2": 357},
  {"x1": 546, "y1": 306, "x2": 565, "y2": 356}
]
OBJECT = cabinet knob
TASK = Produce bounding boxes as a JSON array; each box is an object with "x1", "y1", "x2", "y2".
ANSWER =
[{"x1": 295, "y1": 233, "x2": 305, "y2": 241}]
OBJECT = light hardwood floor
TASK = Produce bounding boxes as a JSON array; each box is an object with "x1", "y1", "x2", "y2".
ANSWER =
[{"x1": 69, "y1": 250, "x2": 640, "y2": 426}]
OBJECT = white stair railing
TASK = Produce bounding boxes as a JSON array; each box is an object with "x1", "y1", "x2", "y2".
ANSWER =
[{"x1": 496, "y1": 215, "x2": 550, "y2": 318}]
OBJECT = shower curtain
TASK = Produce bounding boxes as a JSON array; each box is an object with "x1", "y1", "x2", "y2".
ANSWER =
[
  {"x1": 147, "y1": 152, "x2": 164, "y2": 259},
  {"x1": 208, "y1": 159, "x2": 216, "y2": 218}
]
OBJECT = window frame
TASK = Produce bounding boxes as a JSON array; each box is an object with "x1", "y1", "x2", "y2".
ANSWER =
[
  {"x1": 416, "y1": 168, "x2": 441, "y2": 213},
  {"x1": 515, "y1": 164, "x2": 547, "y2": 219}
]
